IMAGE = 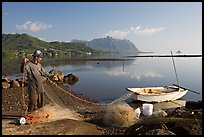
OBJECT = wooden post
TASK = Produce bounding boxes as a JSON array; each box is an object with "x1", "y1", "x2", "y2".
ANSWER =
[{"x1": 171, "y1": 51, "x2": 180, "y2": 88}]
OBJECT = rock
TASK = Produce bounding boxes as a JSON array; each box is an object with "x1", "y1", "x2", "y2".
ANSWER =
[
  {"x1": 16, "y1": 78, "x2": 28, "y2": 87},
  {"x1": 10, "y1": 80, "x2": 20, "y2": 88},
  {"x1": 2, "y1": 77, "x2": 11, "y2": 83},
  {"x1": 2, "y1": 82, "x2": 10, "y2": 89},
  {"x1": 64, "y1": 73, "x2": 79, "y2": 85},
  {"x1": 49, "y1": 69, "x2": 64, "y2": 82},
  {"x1": 63, "y1": 76, "x2": 69, "y2": 83},
  {"x1": 50, "y1": 74, "x2": 59, "y2": 81}
]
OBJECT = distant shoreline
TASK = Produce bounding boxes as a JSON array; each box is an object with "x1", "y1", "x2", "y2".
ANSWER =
[
  {"x1": 48, "y1": 54, "x2": 202, "y2": 61},
  {"x1": 126, "y1": 54, "x2": 202, "y2": 58}
]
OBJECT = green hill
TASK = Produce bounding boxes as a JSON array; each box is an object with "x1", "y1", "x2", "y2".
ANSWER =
[{"x1": 2, "y1": 33, "x2": 109, "y2": 58}]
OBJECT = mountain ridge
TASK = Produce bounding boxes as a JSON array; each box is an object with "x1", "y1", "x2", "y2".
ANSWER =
[
  {"x1": 71, "y1": 36, "x2": 140, "y2": 53},
  {"x1": 2, "y1": 33, "x2": 109, "y2": 57}
]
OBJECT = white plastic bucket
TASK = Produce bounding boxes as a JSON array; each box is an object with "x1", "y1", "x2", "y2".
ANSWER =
[
  {"x1": 134, "y1": 107, "x2": 141, "y2": 118},
  {"x1": 142, "y1": 103, "x2": 153, "y2": 116}
]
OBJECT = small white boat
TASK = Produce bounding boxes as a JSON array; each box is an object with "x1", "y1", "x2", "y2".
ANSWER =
[{"x1": 127, "y1": 85, "x2": 188, "y2": 103}]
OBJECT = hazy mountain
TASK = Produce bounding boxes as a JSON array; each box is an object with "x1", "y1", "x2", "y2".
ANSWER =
[{"x1": 71, "y1": 36, "x2": 140, "y2": 53}]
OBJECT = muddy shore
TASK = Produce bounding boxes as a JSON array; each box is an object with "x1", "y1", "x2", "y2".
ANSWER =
[{"x1": 2, "y1": 81, "x2": 202, "y2": 135}]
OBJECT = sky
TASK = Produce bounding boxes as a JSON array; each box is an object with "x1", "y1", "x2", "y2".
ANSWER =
[{"x1": 2, "y1": 2, "x2": 202, "y2": 54}]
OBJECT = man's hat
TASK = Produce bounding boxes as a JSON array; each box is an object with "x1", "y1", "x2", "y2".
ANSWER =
[{"x1": 33, "y1": 50, "x2": 43, "y2": 58}]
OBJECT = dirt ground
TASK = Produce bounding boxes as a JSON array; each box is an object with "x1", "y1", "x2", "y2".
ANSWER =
[{"x1": 2, "y1": 81, "x2": 202, "y2": 135}]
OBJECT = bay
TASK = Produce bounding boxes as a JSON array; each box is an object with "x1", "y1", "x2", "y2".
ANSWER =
[
  {"x1": 3, "y1": 54, "x2": 202, "y2": 103},
  {"x1": 44, "y1": 55, "x2": 202, "y2": 103}
]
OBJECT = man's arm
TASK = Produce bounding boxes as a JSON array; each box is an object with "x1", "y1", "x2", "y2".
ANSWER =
[
  {"x1": 20, "y1": 58, "x2": 29, "y2": 73},
  {"x1": 39, "y1": 64, "x2": 53, "y2": 78}
]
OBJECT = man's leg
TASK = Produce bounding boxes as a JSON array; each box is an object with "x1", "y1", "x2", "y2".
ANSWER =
[
  {"x1": 37, "y1": 92, "x2": 45, "y2": 108},
  {"x1": 41, "y1": 92, "x2": 45, "y2": 107},
  {"x1": 28, "y1": 90, "x2": 38, "y2": 112}
]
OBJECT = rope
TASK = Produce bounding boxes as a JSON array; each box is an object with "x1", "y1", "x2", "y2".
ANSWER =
[
  {"x1": 38, "y1": 69, "x2": 102, "y2": 106},
  {"x1": 46, "y1": 79, "x2": 133, "y2": 107},
  {"x1": 49, "y1": 81, "x2": 102, "y2": 106}
]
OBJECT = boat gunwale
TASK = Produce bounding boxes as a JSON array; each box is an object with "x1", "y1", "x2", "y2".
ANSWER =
[{"x1": 126, "y1": 86, "x2": 187, "y2": 96}]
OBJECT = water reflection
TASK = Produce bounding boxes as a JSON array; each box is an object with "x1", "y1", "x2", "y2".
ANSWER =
[
  {"x1": 105, "y1": 70, "x2": 163, "y2": 80},
  {"x1": 86, "y1": 60, "x2": 133, "y2": 71}
]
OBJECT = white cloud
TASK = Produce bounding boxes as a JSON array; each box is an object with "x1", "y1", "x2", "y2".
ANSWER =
[
  {"x1": 105, "y1": 30, "x2": 130, "y2": 38},
  {"x1": 105, "y1": 25, "x2": 164, "y2": 38},
  {"x1": 130, "y1": 26, "x2": 164, "y2": 35},
  {"x1": 16, "y1": 21, "x2": 52, "y2": 32}
]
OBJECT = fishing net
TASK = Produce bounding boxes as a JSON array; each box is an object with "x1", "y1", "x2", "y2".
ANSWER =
[
  {"x1": 43, "y1": 80, "x2": 134, "y2": 110},
  {"x1": 43, "y1": 80, "x2": 101, "y2": 110},
  {"x1": 103, "y1": 102, "x2": 139, "y2": 127},
  {"x1": 30, "y1": 80, "x2": 102, "y2": 123},
  {"x1": 21, "y1": 79, "x2": 135, "y2": 124}
]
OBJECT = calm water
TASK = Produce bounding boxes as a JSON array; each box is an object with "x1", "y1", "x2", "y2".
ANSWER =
[
  {"x1": 43, "y1": 56, "x2": 202, "y2": 103},
  {"x1": 3, "y1": 55, "x2": 202, "y2": 103}
]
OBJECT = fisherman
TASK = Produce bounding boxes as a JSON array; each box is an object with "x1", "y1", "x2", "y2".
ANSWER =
[{"x1": 21, "y1": 50, "x2": 51, "y2": 112}]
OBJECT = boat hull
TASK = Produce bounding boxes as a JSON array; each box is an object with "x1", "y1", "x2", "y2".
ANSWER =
[{"x1": 127, "y1": 86, "x2": 188, "y2": 103}]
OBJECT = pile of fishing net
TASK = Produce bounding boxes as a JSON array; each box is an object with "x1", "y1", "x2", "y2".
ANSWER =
[{"x1": 103, "y1": 102, "x2": 139, "y2": 127}]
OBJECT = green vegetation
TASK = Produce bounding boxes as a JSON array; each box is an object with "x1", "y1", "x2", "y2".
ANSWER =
[{"x1": 2, "y1": 33, "x2": 111, "y2": 58}]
